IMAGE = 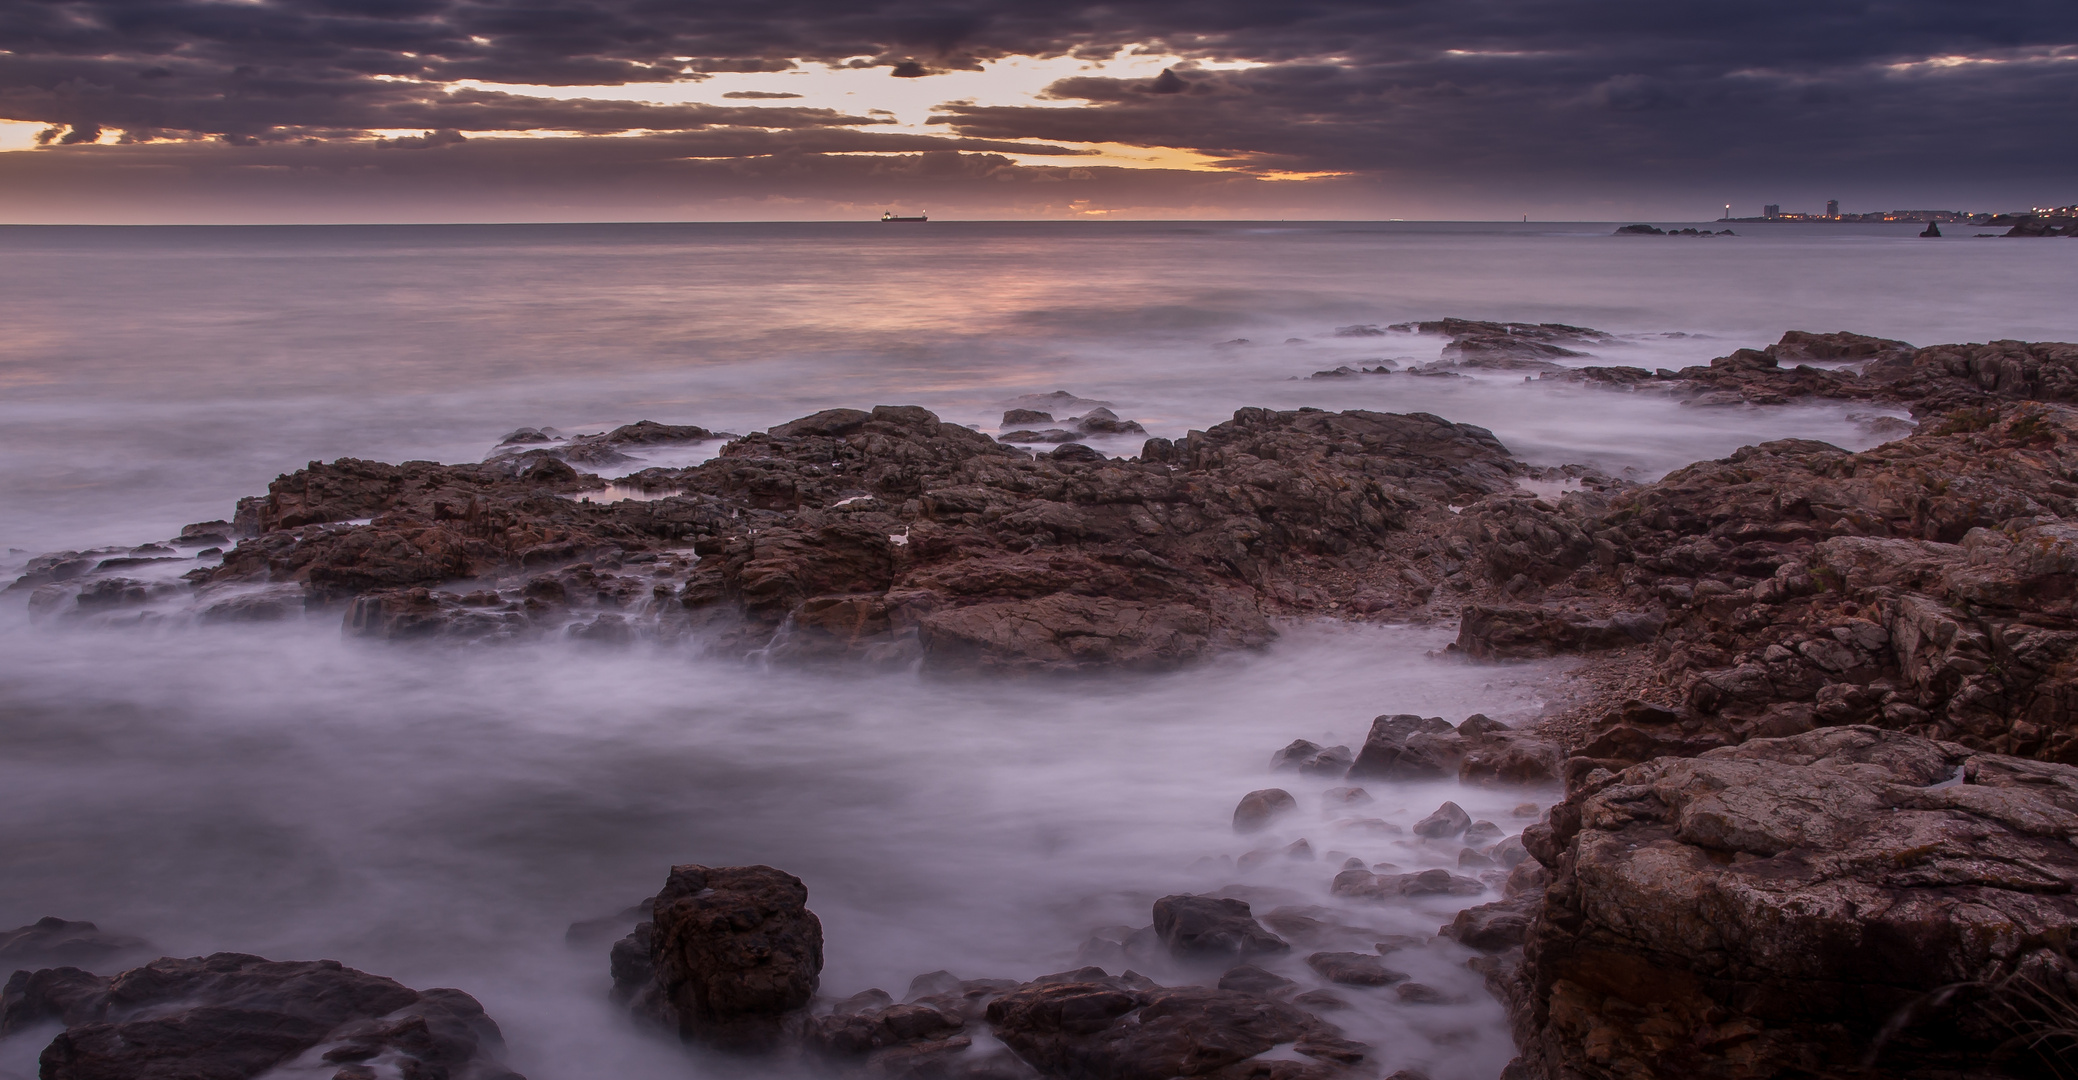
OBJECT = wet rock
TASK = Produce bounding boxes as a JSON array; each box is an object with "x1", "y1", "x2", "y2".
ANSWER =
[
  {"x1": 1233, "y1": 788, "x2": 1298, "y2": 833},
  {"x1": 1331, "y1": 868, "x2": 1485, "y2": 900},
  {"x1": 1292, "y1": 989, "x2": 1348, "y2": 1011},
  {"x1": 1412, "y1": 801, "x2": 1472, "y2": 838},
  {"x1": 1515, "y1": 726, "x2": 2078, "y2": 1080},
  {"x1": 985, "y1": 981, "x2": 1364, "y2": 1080},
  {"x1": 1320, "y1": 786, "x2": 1373, "y2": 808},
  {"x1": 1216, "y1": 964, "x2": 1297, "y2": 997},
  {"x1": 1270, "y1": 740, "x2": 1354, "y2": 776},
  {"x1": 1455, "y1": 604, "x2": 1664, "y2": 660},
  {"x1": 614, "y1": 864, "x2": 824, "y2": 1052},
  {"x1": 0, "y1": 918, "x2": 148, "y2": 972},
  {"x1": 1442, "y1": 902, "x2": 1532, "y2": 952},
  {"x1": 1002, "y1": 409, "x2": 1053, "y2": 426},
  {"x1": 1345, "y1": 715, "x2": 1457, "y2": 780},
  {"x1": 1304, "y1": 952, "x2": 1408, "y2": 986},
  {"x1": 0, "y1": 953, "x2": 522, "y2": 1080},
  {"x1": 1151, "y1": 896, "x2": 1289, "y2": 961}
]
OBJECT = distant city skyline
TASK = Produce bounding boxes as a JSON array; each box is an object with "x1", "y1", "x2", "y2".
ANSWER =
[{"x1": 1, "y1": 1, "x2": 2073, "y2": 223}]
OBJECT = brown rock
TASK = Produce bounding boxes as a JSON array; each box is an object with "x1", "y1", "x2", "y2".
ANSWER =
[
  {"x1": 1232, "y1": 789, "x2": 1299, "y2": 833},
  {"x1": 0, "y1": 953, "x2": 521, "y2": 1080},
  {"x1": 615, "y1": 864, "x2": 824, "y2": 1052},
  {"x1": 1515, "y1": 726, "x2": 2078, "y2": 1079}
]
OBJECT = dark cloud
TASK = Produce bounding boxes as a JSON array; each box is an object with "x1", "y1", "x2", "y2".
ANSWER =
[{"x1": 1, "y1": 0, "x2": 2074, "y2": 217}]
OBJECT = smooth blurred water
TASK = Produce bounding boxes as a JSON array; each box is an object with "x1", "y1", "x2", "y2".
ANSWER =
[{"x1": 0, "y1": 221, "x2": 2072, "y2": 1080}]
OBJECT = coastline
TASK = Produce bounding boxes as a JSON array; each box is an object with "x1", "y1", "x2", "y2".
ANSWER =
[{"x1": 6, "y1": 323, "x2": 2078, "y2": 1079}]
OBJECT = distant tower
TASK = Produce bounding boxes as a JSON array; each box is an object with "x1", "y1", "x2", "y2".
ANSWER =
[
  {"x1": 1826, "y1": 199, "x2": 1840, "y2": 218},
  {"x1": 1723, "y1": 203, "x2": 1731, "y2": 221},
  {"x1": 1764, "y1": 204, "x2": 1781, "y2": 218}
]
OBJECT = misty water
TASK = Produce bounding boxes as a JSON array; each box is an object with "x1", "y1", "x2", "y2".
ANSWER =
[{"x1": 3, "y1": 220, "x2": 2075, "y2": 1079}]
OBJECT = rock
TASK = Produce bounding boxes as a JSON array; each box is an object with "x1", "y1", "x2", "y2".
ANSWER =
[
  {"x1": 1320, "y1": 786, "x2": 1373, "y2": 808},
  {"x1": 985, "y1": 981, "x2": 1364, "y2": 1080},
  {"x1": 1071, "y1": 408, "x2": 1147, "y2": 436},
  {"x1": 998, "y1": 428, "x2": 1085, "y2": 444},
  {"x1": 0, "y1": 953, "x2": 522, "y2": 1080},
  {"x1": 1304, "y1": 952, "x2": 1408, "y2": 986},
  {"x1": 1456, "y1": 604, "x2": 1664, "y2": 660},
  {"x1": 1232, "y1": 789, "x2": 1298, "y2": 833},
  {"x1": 1270, "y1": 740, "x2": 1354, "y2": 776},
  {"x1": 614, "y1": 864, "x2": 824, "y2": 1052},
  {"x1": 1331, "y1": 867, "x2": 1485, "y2": 900},
  {"x1": 1216, "y1": 964, "x2": 1297, "y2": 997},
  {"x1": 1443, "y1": 902, "x2": 1532, "y2": 952},
  {"x1": 1412, "y1": 801, "x2": 1472, "y2": 838},
  {"x1": 0, "y1": 918, "x2": 148, "y2": 972},
  {"x1": 1346, "y1": 715, "x2": 1458, "y2": 780},
  {"x1": 1292, "y1": 989, "x2": 1348, "y2": 1011},
  {"x1": 1614, "y1": 224, "x2": 1665, "y2": 235},
  {"x1": 1150, "y1": 896, "x2": 1289, "y2": 960},
  {"x1": 1515, "y1": 726, "x2": 2078, "y2": 1079},
  {"x1": 1001, "y1": 409, "x2": 1053, "y2": 426}
]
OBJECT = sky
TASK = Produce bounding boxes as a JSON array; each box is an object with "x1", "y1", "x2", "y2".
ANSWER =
[{"x1": 1, "y1": 0, "x2": 2073, "y2": 222}]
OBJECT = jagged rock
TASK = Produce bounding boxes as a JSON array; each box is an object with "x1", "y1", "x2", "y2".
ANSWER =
[
  {"x1": 1455, "y1": 604, "x2": 1664, "y2": 660},
  {"x1": 1513, "y1": 726, "x2": 2078, "y2": 1080},
  {"x1": 1345, "y1": 715, "x2": 1457, "y2": 780},
  {"x1": 1150, "y1": 896, "x2": 1289, "y2": 960},
  {"x1": 613, "y1": 864, "x2": 824, "y2": 1052},
  {"x1": 0, "y1": 953, "x2": 522, "y2": 1080},
  {"x1": 1232, "y1": 789, "x2": 1298, "y2": 833}
]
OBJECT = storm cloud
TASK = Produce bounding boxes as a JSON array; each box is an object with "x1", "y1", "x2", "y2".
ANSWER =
[{"x1": 2, "y1": 0, "x2": 2073, "y2": 219}]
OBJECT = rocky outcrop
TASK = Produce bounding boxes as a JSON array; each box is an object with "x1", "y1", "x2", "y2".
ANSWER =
[
  {"x1": 1462, "y1": 400, "x2": 2078, "y2": 764},
  {"x1": 1455, "y1": 604, "x2": 1663, "y2": 660},
  {"x1": 18, "y1": 403, "x2": 1534, "y2": 673},
  {"x1": 614, "y1": 863, "x2": 824, "y2": 1052},
  {"x1": 1510, "y1": 726, "x2": 2078, "y2": 1080},
  {"x1": 1551, "y1": 328, "x2": 2078, "y2": 414},
  {"x1": 0, "y1": 953, "x2": 522, "y2": 1080}
]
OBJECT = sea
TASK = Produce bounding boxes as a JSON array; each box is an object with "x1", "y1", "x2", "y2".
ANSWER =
[{"x1": 1, "y1": 220, "x2": 2073, "y2": 1079}]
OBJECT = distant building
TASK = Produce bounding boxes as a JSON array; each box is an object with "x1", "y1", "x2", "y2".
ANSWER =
[
  {"x1": 1764, "y1": 204, "x2": 1781, "y2": 218},
  {"x1": 1826, "y1": 200, "x2": 1840, "y2": 218}
]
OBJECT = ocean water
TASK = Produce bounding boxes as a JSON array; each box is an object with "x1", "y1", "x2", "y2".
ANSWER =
[{"x1": 1, "y1": 220, "x2": 2073, "y2": 1080}]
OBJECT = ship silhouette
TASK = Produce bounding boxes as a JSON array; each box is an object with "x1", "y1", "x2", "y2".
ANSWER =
[{"x1": 881, "y1": 211, "x2": 928, "y2": 222}]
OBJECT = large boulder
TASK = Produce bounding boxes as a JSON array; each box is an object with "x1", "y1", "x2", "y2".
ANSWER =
[
  {"x1": 1512, "y1": 726, "x2": 2078, "y2": 1079},
  {"x1": 614, "y1": 864, "x2": 824, "y2": 1052},
  {"x1": 0, "y1": 953, "x2": 522, "y2": 1080}
]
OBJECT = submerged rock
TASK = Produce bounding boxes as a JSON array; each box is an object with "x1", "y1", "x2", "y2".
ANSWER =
[
  {"x1": 0, "y1": 918, "x2": 148, "y2": 972},
  {"x1": 0, "y1": 953, "x2": 522, "y2": 1080}
]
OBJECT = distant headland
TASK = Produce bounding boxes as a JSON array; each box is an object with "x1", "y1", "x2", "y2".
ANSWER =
[{"x1": 1717, "y1": 200, "x2": 2077, "y2": 235}]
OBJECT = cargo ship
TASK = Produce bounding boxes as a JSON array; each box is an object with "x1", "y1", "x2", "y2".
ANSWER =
[{"x1": 880, "y1": 211, "x2": 928, "y2": 222}]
